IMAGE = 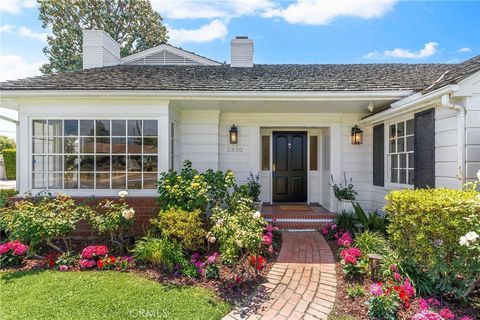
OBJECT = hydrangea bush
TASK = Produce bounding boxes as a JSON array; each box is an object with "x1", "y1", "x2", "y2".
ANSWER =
[{"x1": 0, "y1": 240, "x2": 29, "y2": 267}]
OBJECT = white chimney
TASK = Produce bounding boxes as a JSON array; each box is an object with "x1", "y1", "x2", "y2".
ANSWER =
[
  {"x1": 82, "y1": 30, "x2": 120, "y2": 69},
  {"x1": 230, "y1": 36, "x2": 254, "y2": 68}
]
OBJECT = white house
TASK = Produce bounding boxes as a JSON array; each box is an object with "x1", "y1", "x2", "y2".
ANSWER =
[{"x1": 1, "y1": 30, "x2": 479, "y2": 213}]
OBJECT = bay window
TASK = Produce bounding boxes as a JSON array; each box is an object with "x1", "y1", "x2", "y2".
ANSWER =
[{"x1": 32, "y1": 119, "x2": 159, "y2": 190}]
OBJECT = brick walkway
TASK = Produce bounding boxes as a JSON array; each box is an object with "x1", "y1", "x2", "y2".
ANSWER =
[{"x1": 224, "y1": 231, "x2": 337, "y2": 320}]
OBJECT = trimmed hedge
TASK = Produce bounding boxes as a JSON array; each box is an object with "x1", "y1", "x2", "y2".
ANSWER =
[
  {"x1": 2, "y1": 148, "x2": 16, "y2": 180},
  {"x1": 385, "y1": 188, "x2": 480, "y2": 297}
]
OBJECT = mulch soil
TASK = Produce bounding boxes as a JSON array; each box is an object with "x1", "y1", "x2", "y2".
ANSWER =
[
  {"x1": 0, "y1": 233, "x2": 282, "y2": 306},
  {"x1": 324, "y1": 234, "x2": 479, "y2": 320}
]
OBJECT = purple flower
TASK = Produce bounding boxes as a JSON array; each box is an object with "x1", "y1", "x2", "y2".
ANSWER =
[
  {"x1": 370, "y1": 282, "x2": 383, "y2": 297},
  {"x1": 194, "y1": 261, "x2": 203, "y2": 268}
]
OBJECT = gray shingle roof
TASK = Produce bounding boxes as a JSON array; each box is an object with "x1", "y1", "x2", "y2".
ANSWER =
[
  {"x1": 423, "y1": 55, "x2": 480, "y2": 93},
  {"x1": 0, "y1": 62, "x2": 471, "y2": 92}
]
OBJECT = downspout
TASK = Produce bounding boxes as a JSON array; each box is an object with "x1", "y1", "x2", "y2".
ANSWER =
[{"x1": 441, "y1": 94, "x2": 466, "y2": 188}]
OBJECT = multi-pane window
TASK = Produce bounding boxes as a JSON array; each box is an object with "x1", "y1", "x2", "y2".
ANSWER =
[
  {"x1": 388, "y1": 119, "x2": 414, "y2": 185},
  {"x1": 32, "y1": 119, "x2": 159, "y2": 190},
  {"x1": 169, "y1": 122, "x2": 180, "y2": 171}
]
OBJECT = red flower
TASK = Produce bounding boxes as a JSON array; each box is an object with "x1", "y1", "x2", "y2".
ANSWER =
[
  {"x1": 109, "y1": 256, "x2": 116, "y2": 264},
  {"x1": 97, "y1": 260, "x2": 104, "y2": 269},
  {"x1": 344, "y1": 255, "x2": 357, "y2": 265},
  {"x1": 49, "y1": 259, "x2": 55, "y2": 268},
  {"x1": 249, "y1": 255, "x2": 266, "y2": 270}
]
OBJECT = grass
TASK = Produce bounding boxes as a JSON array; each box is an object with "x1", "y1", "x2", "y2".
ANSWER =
[{"x1": 0, "y1": 270, "x2": 230, "y2": 320}]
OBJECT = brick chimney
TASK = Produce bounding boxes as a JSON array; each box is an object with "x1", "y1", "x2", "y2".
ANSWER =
[
  {"x1": 82, "y1": 30, "x2": 120, "y2": 69},
  {"x1": 230, "y1": 36, "x2": 254, "y2": 68}
]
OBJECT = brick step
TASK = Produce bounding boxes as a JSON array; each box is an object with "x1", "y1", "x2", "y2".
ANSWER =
[
  {"x1": 273, "y1": 221, "x2": 331, "y2": 230},
  {"x1": 262, "y1": 212, "x2": 336, "y2": 220}
]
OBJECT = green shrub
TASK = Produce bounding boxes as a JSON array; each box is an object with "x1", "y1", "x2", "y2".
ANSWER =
[
  {"x1": 151, "y1": 207, "x2": 207, "y2": 252},
  {"x1": 131, "y1": 235, "x2": 187, "y2": 272},
  {"x1": 210, "y1": 199, "x2": 267, "y2": 264},
  {"x1": 0, "y1": 136, "x2": 15, "y2": 153},
  {"x1": 385, "y1": 188, "x2": 480, "y2": 298},
  {"x1": 352, "y1": 202, "x2": 388, "y2": 234},
  {"x1": 2, "y1": 148, "x2": 16, "y2": 180},
  {"x1": 354, "y1": 231, "x2": 391, "y2": 257},
  {"x1": 0, "y1": 189, "x2": 17, "y2": 208},
  {"x1": 0, "y1": 194, "x2": 85, "y2": 252}
]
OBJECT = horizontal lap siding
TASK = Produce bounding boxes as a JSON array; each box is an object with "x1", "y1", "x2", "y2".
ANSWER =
[{"x1": 466, "y1": 93, "x2": 480, "y2": 180}]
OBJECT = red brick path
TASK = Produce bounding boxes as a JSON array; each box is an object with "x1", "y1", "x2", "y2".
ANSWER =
[{"x1": 224, "y1": 231, "x2": 337, "y2": 320}]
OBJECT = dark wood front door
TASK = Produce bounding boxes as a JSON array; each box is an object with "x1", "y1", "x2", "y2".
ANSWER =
[{"x1": 272, "y1": 131, "x2": 308, "y2": 202}]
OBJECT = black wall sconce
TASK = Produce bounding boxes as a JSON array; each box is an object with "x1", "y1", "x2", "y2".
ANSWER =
[
  {"x1": 229, "y1": 125, "x2": 238, "y2": 144},
  {"x1": 351, "y1": 125, "x2": 363, "y2": 145}
]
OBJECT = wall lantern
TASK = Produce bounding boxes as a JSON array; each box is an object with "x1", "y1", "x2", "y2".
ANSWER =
[
  {"x1": 229, "y1": 125, "x2": 238, "y2": 144},
  {"x1": 351, "y1": 125, "x2": 363, "y2": 145}
]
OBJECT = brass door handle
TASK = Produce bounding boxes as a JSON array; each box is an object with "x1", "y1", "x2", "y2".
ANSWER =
[{"x1": 272, "y1": 164, "x2": 276, "y2": 172}]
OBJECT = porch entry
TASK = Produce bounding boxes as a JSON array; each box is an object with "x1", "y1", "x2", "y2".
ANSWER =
[{"x1": 272, "y1": 131, "x2": 308, "y2": 202}]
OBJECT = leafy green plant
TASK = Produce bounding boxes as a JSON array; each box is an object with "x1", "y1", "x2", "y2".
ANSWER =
[
  {"x1": 210, "y1": 199, "x2": 267, "y2": 265},
  {"x1": 368, "y1": 295, "x2": 398, "y2": 320},
  {"x1": 385, "y1": 187, "x2": 480, "y2": 298},
  {"x1": 87, "y1": 197, "x2": 135, "y2": 251},
  {"x1": 334, "y1": 211, "x2": 356, "y2": 234},
  {"x1": 346, "y1": 283, "x2": 365, "y2": 298},
  {"x1": 2, "y1": 148, "x2": 16, "y2": 180},
  {"x1": 203, "y1": 168, "x2": 236, "y2": 207},
  {"x1": 151, "y1": 207, "x2": 207, "y2": 252},
  {"x1": 0, "y1": 189, "x2": 17, "y2": 208},
  {"x1": 0, "y1": 194, "x2": 86, "y2": 253},
  {"x1": 330, "y1": 173, "x2": 357, "y2": 200},
  {"x1": 157, "y1": 160, "x2": 210, "y2": 212},
  {"x1": 352, "y1": 202, "x2": 388, "y2": 234},
  {"x1": 246, "y1": 172, "x2": 261, "y2": 202},
  {"x1": 354, "y1": 231, "x2": 391, "y2": 257},
  {"x1": 131, "y1": 236, "x2": 187, "y2": 273}
]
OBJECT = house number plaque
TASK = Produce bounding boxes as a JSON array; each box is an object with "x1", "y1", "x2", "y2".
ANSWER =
[{"x1": 227, "y1": 146, "x2": 244, "y2": 153}]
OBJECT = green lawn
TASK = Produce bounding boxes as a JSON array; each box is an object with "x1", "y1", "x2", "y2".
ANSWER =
[{"x1": 0, "y1": 270, "x2": 230, "y2": 320}]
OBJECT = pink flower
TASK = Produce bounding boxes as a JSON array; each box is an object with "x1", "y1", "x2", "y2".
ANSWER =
[
  {"x1": 0, "y1": 243, "x2": 10, "y2": 255},
  {"x1": 370, "y1": 282, "x2": 383, "y2": 296},
  {"x1": 331, "y1": 224, "x2": 337, "y2": 229},
  {"x1": 341, "y1": 247, "x2": 362, "y2": 259},
  {"x1": 427, "y1": 298, "x2": 441, "y2": 306},
  {"x1": 460, "y1": 317, "x2": 473, "y2": 320},
  {"x1": 390, "y1": 264, "x2": 398, "y2": 272},
  {"x1": 265, "y1": 224, "x2": 273, "y2": 232},
  {"x1": 11, "y1": 242, "x2": 29, "y2": 256},
  {"x1": 79, "y1": 259, "x2": 96, "y2": 269},
  {"x1": 268, "y1": 245, "x2": 274, "y2": 253},
  {"x1": 419, "y1": 299, "x2": 429, "y2": 310},
  {"x1": 344, "y1": 255, "x2": 357, "y2": 265},
  {"x1": 321, "y1": 228, "x2": 328, "y2": 235},
  {"x1": 393, "y1": 272, "x2": 402, "y2": 282},
  {"x1": 95, "y1": 245, "x2": 108, "y2": 256},
  {"x1": 262, "y1": 235, "x2": 272, "y2": 245},
  {"x1": 266, "y1": 231, "x2": 273, "y2": 238},
  {"x1": 59, "y1": 265, "x2": 69, "y2": 272},
  {"x1": 401, "y1": 278, "x2": 415, "y2": 296},
  {"x1": 337, "y1": 232, "x2": 353, "y2": 247},
  {"x1": 81, "y1": 246, "x2": 95, "y2": 259},
  {"x1": 206, "y1": 253, "x2": 219, "y2": 264},
  {"x1": 439, "y1": 308, "x2": 455, "y2": 320},
  {"x1": 412, "y1": 310, "x2": 444, "y2": 320}
]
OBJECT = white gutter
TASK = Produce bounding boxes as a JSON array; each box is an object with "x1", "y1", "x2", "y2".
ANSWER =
[
  {"x1": 0, "y1": 89, "x2": 413, "y2": 101},
  {"x1": 359, "y1": 85, "x2": 458, "y2": 125},
  {"x1": 441, "y1": 94, "x2": 466, "y2": 188}
]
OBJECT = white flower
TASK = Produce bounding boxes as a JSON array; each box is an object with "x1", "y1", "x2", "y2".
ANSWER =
[
  {"x1": 216, "y1": 218, "x2": 224, "y2": 227},
  {"x1": 122, "y1": 208, "x2": 135, "y2": 220},
  {"x1": 118, "y1": 190, "x2": 128, "y2": 198},
  {"x1": 236, "y1": 239, "x2": 243, "y2": 248},
  {"x1": 253, "y1": 211, "x2": 261, "y2": 219},
  {"x1": 459, "y1": 236, "x2": 469, "y2": 247},
  {"x1": 465, "y1": 231, "x2": 479, "y2": 242}
]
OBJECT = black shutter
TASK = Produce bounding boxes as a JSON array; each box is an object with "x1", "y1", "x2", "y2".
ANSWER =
[
  {"x1": 373, "y1": 124, "x2": 384, "y2": 186},
  {"x1": 414, "y1": 108, "x2": 435, "y2": 188}
]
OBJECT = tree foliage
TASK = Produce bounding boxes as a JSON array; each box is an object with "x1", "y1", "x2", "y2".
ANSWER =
[{"x1": 38, "y1": 0, "x2": 168, "y2": 73}]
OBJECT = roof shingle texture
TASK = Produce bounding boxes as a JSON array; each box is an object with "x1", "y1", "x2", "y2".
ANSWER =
[{"x1": 0, "y1": 63, "x2": 458, "y2": 92}]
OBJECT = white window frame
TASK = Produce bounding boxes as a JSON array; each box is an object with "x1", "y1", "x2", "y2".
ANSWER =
[
  {"x1": 30, "y1": 118, "x2": 160, "y2": 193},
  {"x1": 385, "y1": 116, "x2": 415, "y2": 188}
]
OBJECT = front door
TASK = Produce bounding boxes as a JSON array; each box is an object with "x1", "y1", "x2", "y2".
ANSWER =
[{"x1": 272, "y1": 131, "x2": 307, "y2": 202}]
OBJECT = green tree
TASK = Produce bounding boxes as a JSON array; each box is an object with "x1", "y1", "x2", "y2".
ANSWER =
[
  {"x1": 38, "y1": 0, "x2": 168, "y2": 74},
  {"x1": 0, "y1": 136, "x2": 15, "y2": 153}
]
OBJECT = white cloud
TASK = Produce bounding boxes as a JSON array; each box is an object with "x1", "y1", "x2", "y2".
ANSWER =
[
  {"x1": 262, "y1": 0, "x2": 397, "y2": 25},
  {"x1": 0, "y1": 0, "x2": 35, "y2": 14},
  {"x1": 0, "y1": 25, "x2": 15, "y2": 33},
  {"x1": 169, "y1": 19, "x2": 228, "y2": 45},
  {"x1": 0, "y1": 54, "x2": 44, "y2": 81},
  {"x1": 364, "y1": 42, "x2": 439, "y2": 59},
  {"x1": 18, "y1": 26, "x2": 48, "y2": 42},
  {"x1": 457, "y1": 47, "x2": 471, "y2": 53},
  {"x1": 150, "y1": 0, "x2": 274, "y2": 20}
]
